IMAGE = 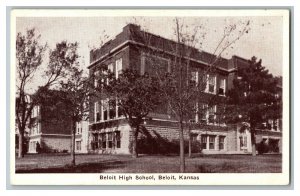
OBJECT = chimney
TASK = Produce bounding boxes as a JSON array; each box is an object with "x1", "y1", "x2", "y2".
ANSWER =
[{"x1": 123, "y1": 23, "x2": 141, "y2": 32}]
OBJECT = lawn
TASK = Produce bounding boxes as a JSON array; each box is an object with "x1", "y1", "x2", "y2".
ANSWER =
[{"x1": 15, "y1": 153, "x2": 282, "y2": 173}]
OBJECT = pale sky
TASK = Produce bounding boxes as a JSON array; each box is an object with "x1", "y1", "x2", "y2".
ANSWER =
[{"x1": 16, "y1": 15, "x2": 284, "y2": 91}]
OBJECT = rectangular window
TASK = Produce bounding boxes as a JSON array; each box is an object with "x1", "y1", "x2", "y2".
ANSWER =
[
  {"x1": 194, "y1": 102, "x2": 199, "y2": 123},
  {"x1": 116, "y1": 58, "x2": 122, "y2": 79},
  {"x1": 94, "y1": 71, "x2": 100, "y2": 88},
  {"x1": 36, "y1": 122, "x2": 38, "y2": 134},
  {"x1": 115, "y1": 131, "x2": 121, "y2": 148},
  {"x1": 239, "y1": 136, "x2": 243, "y2": 148},
  {"x1": 109, "y1": 99, "x2": 116, "y2": 119},
  {"x1": 199, "y1": 104, "x2": 208, "y2": 123},
  {"x1": 209, "y1": 135, "x2": 215, "y2": 149},
  {"x1": 94, "y1": 102, "x2": 100, "y2": 122},
  {"x1": 219, "y1": 136, "x2": 225, "y2": 150},
  {"x1": 101, "y1": 133, "x2": 106, "y2": 149},
  {"x1": 102, "y1": 99, "x2": 109, "y2": 121},
  {"x1": 208, "y1": 105, "x2": 216, "y2": 124},
  {"x1": 191, "y1": 134, "x2": 198, "y2": 142},
  {"x1": 239, "y1": 136, "x2": 247, "y2": 149},
  {"x1": 190, "y1": 71, "x2": 198, "y2": 87},
  {"x1": 243, "y1": 136, "x2": 247, "y2": 147},
  {"x1": 219, "y1": 78, "x2": 226, "y2": 95},
  {"x1": 93, "y1": 134, "x2": 98, "y2": 149},
  {"x1": 107, "y1": 132, "x2": 113, "y2": 148},
  {"x1": 116, "y1": 99, "x2": 123, "y2": 118},
  {"x1": 76, "y1": 141, "x2": 81, "y2": 151},
  {"x1": 201, "y1": 135, "x2": 207, "y2": 149},
  {"x1": 207, "y1": 75, "x2": 216, "y2": 94},
  {"x1": 77, "y1": 122, "x2": 80, "y2": 134},
  {"x1": 108, "y1": 63, "x2": 114, "y2": 73},
  {"x1": 273, "y1": 119, "x2": 278, "y2": 131}
]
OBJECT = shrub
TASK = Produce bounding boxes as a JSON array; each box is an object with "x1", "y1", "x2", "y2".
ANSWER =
[
  {"x1": 257, "y1": 141, "x2": 269, "y2": 154},
  {"x1": 129, "y1": 136, "x2": 202, "y2": 155}
]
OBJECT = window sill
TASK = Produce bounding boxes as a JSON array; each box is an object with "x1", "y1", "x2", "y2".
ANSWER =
[
  {"x1": 92, "y1": 117, "x2": 126, "y2": 124},
  {"x1": 205, "y1": 91, "x2": 216, "y2": 95}
]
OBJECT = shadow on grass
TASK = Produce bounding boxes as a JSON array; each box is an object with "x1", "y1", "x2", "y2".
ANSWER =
[
  {"x1": 190, "y1": 153, "x2": 282, "y2": 159},
  {"x1": 16, "y1": 160, "x2": 126, "y2": 173},
  {"x1": 195, "y1": 162, "x2": 237, "y2": 173}
]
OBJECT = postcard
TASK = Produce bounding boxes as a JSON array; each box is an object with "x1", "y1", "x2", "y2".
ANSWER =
[{"x1": 10, "y1": 8, "x2": 290, "y2": 185}]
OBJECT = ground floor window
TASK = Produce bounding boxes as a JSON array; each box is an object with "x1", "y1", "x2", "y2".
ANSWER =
[
  {"x1": 115, "y1": 131, "x2": 121, "y2": 148},
  {"x1": 101, "y1": 133, "x2": 106, "y2": 149},
  {"x1": 219, "y1": 136, "x2": 225, "y2": 150},
  {"x1": 76, "y1": 141, "x2": 81, "y2": 151},
  {"x1": 240, "y1": 136, "x2": 247, "y2": 149},
  {"x1": 94, "y1": 134, "x2": 98, "y2": 149},
  {"x1": 201, "y1": 135, "x2": 207, "y2": 149},
  {"x1": 209, "y1": 135, "x2": 215, "y2": 149},
  {"x1": 191, "y1": 134, "x2": 198, "y2": 142},
  {"x1": 92, "y1": 131, "x2": 121, "y2": 150},
  {"x1": 107, "y1": 132, "x2": 113, "y2": 148}
]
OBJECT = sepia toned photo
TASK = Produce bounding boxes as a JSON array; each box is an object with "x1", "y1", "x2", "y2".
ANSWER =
[{"x1": 10, "y1": 9, "x2": 290, "y2": 185}]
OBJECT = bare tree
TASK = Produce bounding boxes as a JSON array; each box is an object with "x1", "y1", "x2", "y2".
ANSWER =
[
  {"x1": 132, "y1": 17, "x2": 250, "y2": 172},
  {"x1": 60, "y1": 67, "x2": 90, "y2": 166}
]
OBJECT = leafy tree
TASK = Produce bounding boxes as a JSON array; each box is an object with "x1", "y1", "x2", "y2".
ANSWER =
[
  {"x1": 59, "y1": 67, "x2": 90, "y2": 166},
  {"x1": 226, "y1": 56, "x2": 282, "y2": 156},
  {"x1": 15, "y1": 29, "x2": 75, "y2": 158},
  {"x1": 101, "y1": 69, "x2": 162, "y2": 158},
  {"x1": 38, "y1": 42, "x2": 88, "y2": 166}
]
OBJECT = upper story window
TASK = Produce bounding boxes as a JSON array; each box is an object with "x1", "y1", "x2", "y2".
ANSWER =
[
  {"x1": 94, "y1": 71, "x2": 100, "y2": 88},
  {"x1": 116, "y1": 58, "x2": 122, "y2": 79},
  {"x1": 30, "y1": 121, "x2": 40, "y2": 135},
  {"x1": 116, "y1": 99, "x2": 123, "y2": 118},
  {"x1": 31, "y1": 106, "x2": 39, "y2": 118},
  {"x1": 93, "y1": 98, "x2": 125, "y2": 124},
  {"x1": 102, "y1": 99, "x2": 109, "y2": 121},
  {"x1": 219, "y1": 78, "x2": 226, "y2": 96},
  {"x1": 190, "y1": 71, "x2": 199, "y2": 87},
  {"x1": 108, "y1": 63, "x2": 114, "y2": 73},
  {"x1": 199, "y1": 104, "x2": 208, "y2": 123},
  {"x1": 208, "y1": 105, "x2": 217, "y2": 124},
  {"x1": 94, "y1": 102, "x2": 100, "y2": 122},
  {"x1": 207, "y1": 75, "x2": 216, "y2": 94},
  {"x1": 76, "y1": 123, "x2": 79, "y2": 134},
  {"x1": 109, "y1": 99, "x2": 116, "y2": 119}
]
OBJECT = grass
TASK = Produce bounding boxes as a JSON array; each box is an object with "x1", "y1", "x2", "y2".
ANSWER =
[{"x1": 15, "y1": 153, "x2": 282, "y2": 173}]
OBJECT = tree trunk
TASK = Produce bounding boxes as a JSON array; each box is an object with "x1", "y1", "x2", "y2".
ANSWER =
[
  {"x1": 18, "y1": 132, "x2": 24, "y2": 158},
  {"x1": 179, "y1": 121, "x2": 185, "y2": 172},
  {"x1": 188, "y1": 128, "x2": 192, "y2": 158},
  {"x1": 132, "y1": 125, "x2": 139, "y2": 158},
  {"x1": 71, "y1": 121, "x2": 76, "y2": 166},
  {"x1": 251, "y1": 126, "x2": 256, "y2": 156}
]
